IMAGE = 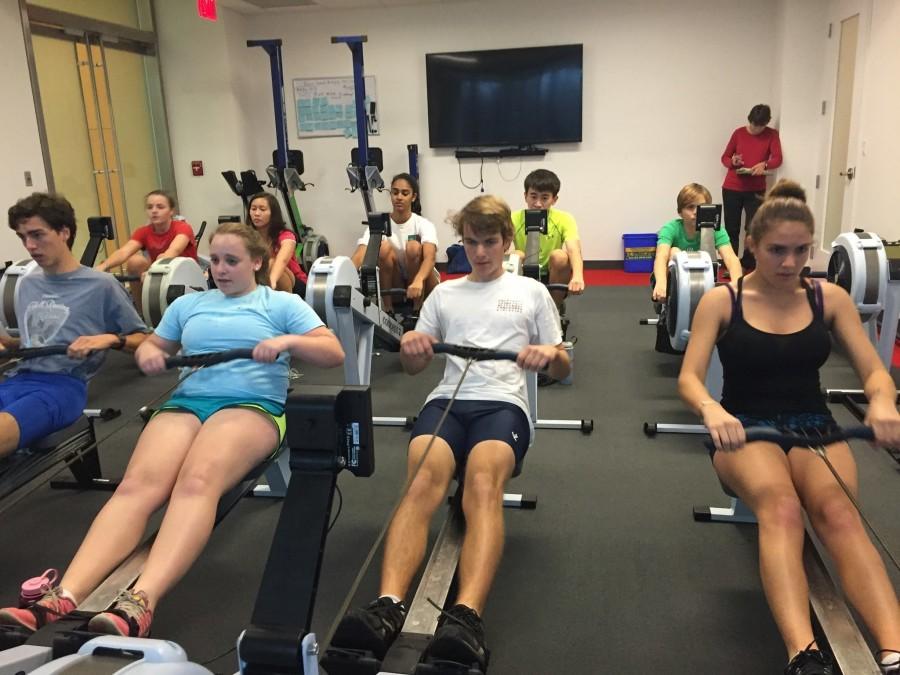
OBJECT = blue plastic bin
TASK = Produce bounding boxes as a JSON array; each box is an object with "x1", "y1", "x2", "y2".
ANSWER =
[{"x1": 622, "y1": 233, "x2": 657, "y2": 273}]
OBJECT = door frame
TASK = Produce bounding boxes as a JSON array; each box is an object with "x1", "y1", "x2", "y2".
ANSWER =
[
  {"x1": 20, "y1": 1, "x2": 176, "y2": 228},
  {"x1": 815, "y1": 0, "x2": 873, "y2": 254}
]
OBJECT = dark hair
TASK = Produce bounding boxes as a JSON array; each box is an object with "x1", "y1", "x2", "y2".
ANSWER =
[
  {"x1": 210, "y1": 222, "x2": 271, "y2": 286},
  {"x1": 523, "y1": 169, "x2": 561, "y2": 196},
  {"x1": 8, "y1": 192, "x2": 77, "y2": 249},
  {"x1": 748, "y1": 180, "x2": 814, "y2": 241},
  {"x1": 247, "y1": 192, "x2": 288, "y2": 244},
  {"x1": 451, "y1": 195, "x2": 514, "y2": 244},
  {"x1": 391, "y1": 173, "x2": 422, "y2": 215},
  {"x1": 146, "y1": 189, "x2": 177, "y2": 210},
  {"x1": 747, "y1": 104, "x2": 772, "y2": 127}
]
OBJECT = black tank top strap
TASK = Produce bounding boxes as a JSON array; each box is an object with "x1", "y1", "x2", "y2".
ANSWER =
[
  {"x1": 802, "y1": 278, "x2": 824, "y2": 320},
  {"x1": 731, "y1": 276, "x2": 745, "y2": 322}
]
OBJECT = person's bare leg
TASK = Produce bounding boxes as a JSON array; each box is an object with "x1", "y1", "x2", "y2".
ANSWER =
[
  {"x1": 404, "y1": 240, "x2": 428, "y2": 310},
  {"x1": 0, "y1": 413, "x2": 21, "y2": 458},
  {"x1": 132, "y1": 408, "x2": 277, "y2": 608},
  {"x1": 792, "y1": 443, "x2": 900, "y2": 652},
  {"x1": 547, "y1": 249, "x2": 571, "y2": 309},
  {"x1": 125, "y1": 254, "x2": 150, "y2": 316},
  {"x1": 274, "y1": 268, "x2": 294, "y2": 292},
  {"x1": 454, "y1": 441, "x2": 515, "y2": 615},
  {"x1": 59, "y1": 412, "x2": 200, "y2": 602},
  {"x1": 378, "y1": 240, "x2": 399, "y2": 312},
  {"x1": 351, "y1": 245, "x2": 367, "y2": 270},
  {"x1": 379, "y1": 435, "x2": 456, "y2": 599},
  {"x1": 713, "y1": 442, "x2": 814, "y2": 659}
]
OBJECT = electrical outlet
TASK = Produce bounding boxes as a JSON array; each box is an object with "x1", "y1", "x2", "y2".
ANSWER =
[{"x1": 24, "y1": 171, "x2": 32, "y2": 187}]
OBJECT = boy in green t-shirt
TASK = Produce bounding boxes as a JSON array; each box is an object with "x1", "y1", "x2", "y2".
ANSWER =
[
  {"x1": 511, "y1": 169, "x2": 584, "y2": 310},
  {"x1": 651, "y1": 183, "x2": 743, "y2": 302}
]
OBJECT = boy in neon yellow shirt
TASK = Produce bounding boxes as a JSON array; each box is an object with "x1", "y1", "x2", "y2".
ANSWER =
[{"x1": 511, "y1": 169, "x2": 584, "y2": 310}]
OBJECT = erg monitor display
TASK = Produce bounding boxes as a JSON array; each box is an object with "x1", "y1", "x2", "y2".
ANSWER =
[{"x1": 425, "y1": 44, "x2": 583, "y2": 148}]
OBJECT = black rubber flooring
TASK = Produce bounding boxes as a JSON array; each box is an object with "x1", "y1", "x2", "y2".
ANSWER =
[{"x1": 1, "y1": 285, "x2": 899, "y2": 674}]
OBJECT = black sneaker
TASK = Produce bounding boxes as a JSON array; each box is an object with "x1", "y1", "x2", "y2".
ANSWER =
[
  {"x1": 537, "y1": 373, "x2": 555, "y2": 387},
  {"x1": 784, "y1": 643, "x2": 833, "y2": 675},
  {"x1": 330, "y1": 597, "x2": 406, "y2": 660},
  {"x1": 426, "y1": 604, "x2": 489, "y2": 671}
]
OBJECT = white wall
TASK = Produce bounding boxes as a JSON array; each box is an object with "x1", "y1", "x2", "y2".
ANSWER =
[
  {"x1": 853, "y1": 0, "x2": 900, "y2": 239},
  {"x1": 154, "y1": 1, "x2": 249, "y2": 255},
  {"x1": 0, "y1": 0, "x2": 48, "y2": 259},
  {"x1": 36, "y1": 0, "x2": 892, "y2": 262},
  {"x1": 772, "y1": 0, "x2": 826, "y2": 205},
  {"x1": 186, "y1": 0, "x2": 780, "y2": 261}
]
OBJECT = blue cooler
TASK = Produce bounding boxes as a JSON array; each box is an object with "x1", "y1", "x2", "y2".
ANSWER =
[{"x1": 622, "y1": 233, "x2": 657, "y2": 273}]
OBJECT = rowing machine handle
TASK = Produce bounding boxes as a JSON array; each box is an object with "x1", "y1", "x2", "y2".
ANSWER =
[
  {"x1": 1, "y1": 345, "x2": 70, "y2": 359},
  {"x1": 704, "y1": 425, "x2": 874, "y2": 452},
  {"x1": 432, "y1": 343, "x2": 519, "y2": 362},
  {"x1": 165, "y1": 348, "x2": 255, "y2": 369}
]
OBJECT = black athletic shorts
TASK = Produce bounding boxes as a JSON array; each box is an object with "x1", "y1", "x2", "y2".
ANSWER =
[
  {"x1": 410, "y1": 398, "x2": 530, "y2": 471},
  {"x1": 709, "y1": 411, "x2": 841, "y2": 458}
]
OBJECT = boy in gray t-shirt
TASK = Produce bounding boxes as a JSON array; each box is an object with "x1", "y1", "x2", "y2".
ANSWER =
[{"x1": 1, "y1": 193, "x2": 146, "y2": 456}]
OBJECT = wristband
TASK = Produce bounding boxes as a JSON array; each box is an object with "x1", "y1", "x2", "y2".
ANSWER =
[{"x1": 111, "y1": 333, "x2": 127, "y2": 350}]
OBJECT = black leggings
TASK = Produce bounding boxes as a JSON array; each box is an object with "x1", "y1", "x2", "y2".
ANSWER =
[{"x1": 722, "y1": 188, "x2": 764, "y2": 264}]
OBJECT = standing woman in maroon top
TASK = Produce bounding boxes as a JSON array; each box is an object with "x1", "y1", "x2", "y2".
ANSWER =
[{"x1": 721, "y1": 104, "x2": 783, "y2": 270}]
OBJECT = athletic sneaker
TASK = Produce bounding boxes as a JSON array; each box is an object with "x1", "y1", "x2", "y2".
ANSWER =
[
  {"x1": 879, "y1": 650, "x2": 900, "y2": 674},
  {"x1": 331, "y1": 596, "x2": 406, "y2": 660},
  {"x1": 87, "y1": 589, "x2": 153, "y2": 638},
  {"x1": 0, "y1": 586, "x2": 76, "y2": 632},
  {"x1": 426, "y1": 603, "x2": 489, "y2": 671},
  {"x1": 784, "y1": 643, "x2": 833, "y2": 675}
]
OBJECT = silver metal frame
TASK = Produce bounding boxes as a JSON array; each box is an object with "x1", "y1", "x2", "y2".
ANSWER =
[{"x1": 18, "y1": 0, "x2": 54, "y2": 192}]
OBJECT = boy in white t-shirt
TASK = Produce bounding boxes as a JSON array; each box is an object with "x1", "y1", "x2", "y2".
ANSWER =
[
  {"x1": 333, "y1": 195, "x2": 569, "y2": 670},
  {"x1": 350, "y1": 173, "x2": 439, "y2": 311}
]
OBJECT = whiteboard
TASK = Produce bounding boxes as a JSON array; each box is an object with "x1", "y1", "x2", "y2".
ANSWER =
[{"x1": 293, "y1": 76, "x2": 379, "y2": 139}]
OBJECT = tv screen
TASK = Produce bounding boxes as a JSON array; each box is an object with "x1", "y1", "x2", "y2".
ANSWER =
[{"x1": 425, "y1": 44, "x2": 583, "y2": 148}]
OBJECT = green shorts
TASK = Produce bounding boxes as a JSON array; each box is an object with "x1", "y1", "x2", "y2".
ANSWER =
[{"x1": 154, "y1": 396, "x2": 286, "y2": 448}]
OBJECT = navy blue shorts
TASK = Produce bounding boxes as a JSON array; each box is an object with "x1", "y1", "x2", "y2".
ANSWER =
[
  {"x1": 410, "y1": 399, "x2": 530, "y2": 471},
  {"x1": 711, "y1": 411, "x2": 841, "y2": 457},
  {"x1": 0, "y1": 372, "x2": 87, "y2": 449}
]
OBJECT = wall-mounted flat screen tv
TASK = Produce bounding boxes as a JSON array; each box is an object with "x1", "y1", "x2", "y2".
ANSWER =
[{"x1": 425, "y1": 44, "x2": 583, "y2": 148}]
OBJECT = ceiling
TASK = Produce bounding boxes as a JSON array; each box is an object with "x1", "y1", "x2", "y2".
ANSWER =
[{"x1": 217, "y1": 0, "x2": 458, "y2": 13}]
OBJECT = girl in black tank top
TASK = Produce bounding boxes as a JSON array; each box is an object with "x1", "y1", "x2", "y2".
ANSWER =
[
  {"x1": 717, "y1": 276, "x2": 839, "y2": 438},
  {"x1": 677, "y1": 190, "x2": 900, "y2": 673}
]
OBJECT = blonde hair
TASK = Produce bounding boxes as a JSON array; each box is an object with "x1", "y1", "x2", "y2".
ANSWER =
[
  {"x1": 676, "y1": 183, "x2": 712, "y2": 213},
  {"x1": 210, "y1": 222, "x2": 270, "y2": 286},
  {"x1": 748, "y1": 179, "x2": 814, "y2": 241},
  {"x1": 451, "y1": 195, "x2": 514, "y2": 243}
]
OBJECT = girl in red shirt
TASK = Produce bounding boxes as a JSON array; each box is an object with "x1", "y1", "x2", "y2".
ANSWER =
[{"x1": 96, "y1": 190, "x2": 198, "y2": 313}]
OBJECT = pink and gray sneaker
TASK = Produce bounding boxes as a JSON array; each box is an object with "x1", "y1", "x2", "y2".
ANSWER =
[
  {"x1": 88, "y1": 589, "x2": 153, "y2": 638},
  {"x1": 0, "y1": 585, "x2": 76, "y2": 632}
]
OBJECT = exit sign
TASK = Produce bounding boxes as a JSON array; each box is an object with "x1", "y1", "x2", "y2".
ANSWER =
[{"x1": 198, "y1": 0, "x2": 217, "y2": 21}]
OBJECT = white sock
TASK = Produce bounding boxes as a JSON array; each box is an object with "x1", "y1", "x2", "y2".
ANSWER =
[
  {"x1": 58, "y1": 587, "x2": 77, "y2": 604},
  {"x1": 379, "y1": 594, "x2": 402, "y2": 606},
  {"x1": 881, "y1": 651, "x2": 900, "y2": 666}
]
